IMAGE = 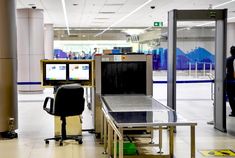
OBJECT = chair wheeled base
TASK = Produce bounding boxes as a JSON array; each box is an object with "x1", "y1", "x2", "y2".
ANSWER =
[{"x1": 44, "y1": 135, "x2": 83, "y2": 146}]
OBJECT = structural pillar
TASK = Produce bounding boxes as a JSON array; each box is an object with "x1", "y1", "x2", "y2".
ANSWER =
[
  {"x1": 0, "y1": 0, "x2": 18, "y2": 132},
  {"x1": 44, "y1": 24, "x2": 54, "y2": 59},
  {"x1": 17, "y1": 8, "x2": 44, "y2": 93}
]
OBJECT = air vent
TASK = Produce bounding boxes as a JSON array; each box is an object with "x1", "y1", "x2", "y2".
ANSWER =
[
  {"x1": 104, "y1": 3, "x2": 124, "y2": 6},
  {"x1": 99, "y1": 11, "x2": 115, "y2": 14}
]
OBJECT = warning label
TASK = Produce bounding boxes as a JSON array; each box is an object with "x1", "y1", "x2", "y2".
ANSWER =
[{"x1": 200, "y1": 149, "x2": 235, "y2": 157}]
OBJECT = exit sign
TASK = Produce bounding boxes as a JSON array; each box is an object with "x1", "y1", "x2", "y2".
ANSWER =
[{"x1": 154, "y1": 22, "x2": 163, "y2": 27}]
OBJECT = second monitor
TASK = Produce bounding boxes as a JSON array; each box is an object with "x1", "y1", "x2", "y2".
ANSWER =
[{"x1": 69, "y1": 63, "x2": 90, "y2": 81}]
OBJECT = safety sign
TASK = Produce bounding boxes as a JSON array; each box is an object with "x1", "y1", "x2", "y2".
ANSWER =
[{"x1": 200, "y1": 149, "x2": 235, "y2": 157}]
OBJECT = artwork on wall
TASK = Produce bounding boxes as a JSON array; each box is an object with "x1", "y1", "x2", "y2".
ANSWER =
[{"x1": 152, "y1": 47, "x2": 215, "y2": 70}]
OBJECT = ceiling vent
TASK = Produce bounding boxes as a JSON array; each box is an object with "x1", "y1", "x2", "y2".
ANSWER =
[
  {"x1": 99, "y1": 11, "x2": 115, "y2": 14},
  {"x1": 104, "y1": 3, "x2": 124, "y2": 6}
]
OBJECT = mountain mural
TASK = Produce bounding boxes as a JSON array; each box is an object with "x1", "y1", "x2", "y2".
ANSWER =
[
  {"x1": 186, "y1": 47, "x2": 215, "y2": 63},
  {"x1": 152, "y1": 47, "x2": 215, "y2": 70}
]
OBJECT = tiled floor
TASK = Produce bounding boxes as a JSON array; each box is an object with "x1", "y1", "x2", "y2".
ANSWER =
[{"x1": 1, "y1": 74, "x2": 235, "y2": 158}]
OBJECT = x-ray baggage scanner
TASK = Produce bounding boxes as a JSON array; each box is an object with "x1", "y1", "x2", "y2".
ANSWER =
[{"x1": 94, "y1": 54, "x2": 153, "y2": 135}]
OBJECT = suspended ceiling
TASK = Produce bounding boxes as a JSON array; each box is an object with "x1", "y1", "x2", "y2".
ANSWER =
[{"x1": 16, "y1": 0, "x2": 235, "y2": 29}]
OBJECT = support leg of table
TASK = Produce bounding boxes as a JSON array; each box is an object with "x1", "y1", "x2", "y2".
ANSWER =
[
  {"x1": 114, "y1": 133, "x2": 117, "y2": 158},
  {"x1": 191, "y1": 125, "x2": 195, "y2": 158},
  {"x1": 158, "y1": 126, "x2": 163, "y2": 154},
  {"x1": 150, "y1": 127, "x2": 154, "y2": 144},
  {"x1": 108, "y1": 124, "x2": 113, "y2": 155},
  {"x1": 102, "y1": 116, "x2": 107, "y2": 154},
  {"x1": 100, "y1": 111, "x2": 104, "y2": 143},
  {"x1": 169, "y1": 126, "x2": 174, "y2": 158},
  {"x1": 119, "y1": 128, "x2": 123, "y2": 158}
]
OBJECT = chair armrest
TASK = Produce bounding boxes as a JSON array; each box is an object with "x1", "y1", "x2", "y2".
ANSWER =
[{"x1": 43, "y1": 97, "x2": 54, "y2": 114}]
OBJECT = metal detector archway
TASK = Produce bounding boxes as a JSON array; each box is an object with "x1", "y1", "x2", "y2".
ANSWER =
[{"x1": 167, "y1": 9, "x2": 227, "y2": 132}]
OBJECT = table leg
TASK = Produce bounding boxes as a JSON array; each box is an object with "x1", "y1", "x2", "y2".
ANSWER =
[
  {"x1": 169, "y1": 126, "x2": 174, "y2": 158},
  {"x1": 119, "y1": 128, "x2": 123, "y2": 158},
  {"x1": 108, "y1": 124, "x2": 113, "y2": 155},
  {"x1": 102, "y1": 116, "x2": 107, "y2": 154},
  {"x1": 158, "y1": 126, "x2": 163, "y2": 153},
  {"x1": 101, "y1": 111, "x2": 104, "y2": 143},
  {"x1": 114, "y1": 133, "x2": 117, "y2": 158},
  {"x1": 191, "y1": 125, "x2": 195, "y2": 158}
]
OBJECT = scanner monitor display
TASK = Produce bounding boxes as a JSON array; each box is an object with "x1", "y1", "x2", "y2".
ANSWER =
[
  {"x1": 69, "y1": 64, "x2": 90, "y2": 80},
  {"x1": 46, "y1": 64, "x2": 66, "y2": 80}
]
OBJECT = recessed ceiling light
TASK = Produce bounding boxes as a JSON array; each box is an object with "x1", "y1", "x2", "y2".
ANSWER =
[{"x1": 73, "y1": 3, "x2": 78, "y2": 6}]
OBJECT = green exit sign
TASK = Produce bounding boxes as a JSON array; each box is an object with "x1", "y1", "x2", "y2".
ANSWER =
[{"x1": 154, "y1": 22, "x2": 163, "y2": 27}]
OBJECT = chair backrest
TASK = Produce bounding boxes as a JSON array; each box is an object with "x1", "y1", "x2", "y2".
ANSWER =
[{"x1": 53, "y1": 84, "x2": 85, "y2": 117}]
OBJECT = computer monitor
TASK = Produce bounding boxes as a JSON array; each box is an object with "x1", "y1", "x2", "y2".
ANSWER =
[
  {"x1": 41, "y1": 60, "x2": 93, "y2": 86},
  {"x1": 69, "y1": 63, "x2": 90, "y2": 81},
  {"x1": 46, "y1": 64, "x2": 67, "y2": 80}
]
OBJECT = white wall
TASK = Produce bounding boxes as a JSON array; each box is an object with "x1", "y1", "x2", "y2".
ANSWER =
[{"x1": 54, "y1": 40, "x2": 131, "y2": 53}]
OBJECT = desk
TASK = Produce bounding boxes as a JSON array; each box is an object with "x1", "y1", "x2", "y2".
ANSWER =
[{"x1": 101, "y1": 95, "x2": 197, "y2": 158}]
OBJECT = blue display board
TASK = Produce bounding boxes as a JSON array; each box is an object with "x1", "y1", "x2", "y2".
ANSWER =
[{"x1": 151, "y1": 47, "x2": 215, "y2": 70}]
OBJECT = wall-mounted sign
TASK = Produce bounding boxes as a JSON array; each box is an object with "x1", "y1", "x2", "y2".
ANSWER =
[{"x1": 154, "y1": 22, "x2": 163, "y2": 27}]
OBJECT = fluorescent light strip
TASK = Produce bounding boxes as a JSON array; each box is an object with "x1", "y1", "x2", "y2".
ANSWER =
[
  {"x1": 95, "y1": 0, "x2": 153, "y2": 37},
  {"x1": 213, "y1": 0, "x2": 235, "y2": 8},
  {"x1": 61, "y1": 0, "x2": 70, "y2": 35}
]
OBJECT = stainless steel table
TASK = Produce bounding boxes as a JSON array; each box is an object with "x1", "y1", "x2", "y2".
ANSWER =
[{"x1": 101, "y1": 95, "x2": 197, "y2": 158}]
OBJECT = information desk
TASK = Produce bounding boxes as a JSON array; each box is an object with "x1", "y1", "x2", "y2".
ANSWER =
[{"x1": 101, "y1": 95, "x2": 197, "y2": 158}]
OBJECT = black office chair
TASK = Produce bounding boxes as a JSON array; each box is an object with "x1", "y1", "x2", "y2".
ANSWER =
[{"x1": 43, "y1": 84, "x2": 85, "y2": 146}]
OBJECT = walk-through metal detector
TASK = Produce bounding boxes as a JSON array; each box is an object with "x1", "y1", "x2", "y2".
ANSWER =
[{"x1": 167, "y1": 9, "x2": 227, "y2": 132}]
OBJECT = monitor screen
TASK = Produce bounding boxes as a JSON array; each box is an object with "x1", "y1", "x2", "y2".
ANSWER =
[
  {"x1": 69, "y1": 64, "x2": 90, "y2": 80},
  {"x1": 46, "y1": 64, "x2": 66, "y2": 80}
]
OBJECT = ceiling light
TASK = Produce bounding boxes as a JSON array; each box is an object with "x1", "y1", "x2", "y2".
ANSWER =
[
  {"x1": 73, "y1": 3, "x2": 78, "y2": 6},
  {"x1": 95, "y1": 0, "x2": 153, "y2": 36},
  {"x1": 61, "y1": 0, "x2": 70, "y2": 35}
]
